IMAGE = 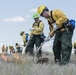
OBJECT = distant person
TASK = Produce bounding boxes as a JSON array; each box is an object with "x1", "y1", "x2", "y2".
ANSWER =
[
  {"x1": 5, "y1": 45, "x2": 8, "y2": 53},
  {"x1": 37, "y1": 5, "x2": 74, "y2": 65},
  {"x1": 25, "y1": 12, "x2": 44, "y2": 58},
  {"x1": 20, "y1": 31, "x2": 29, "y2": 46},
  {"x1": 74, "y1": 42, "x2": 76, "y2": 54},
  {"x1": 15, "y1": 43, "x2": 22, "y2": 53},
  {"x1": 9, "y1": 46, "x2": 15, "y2": 54},
  {"x1": 2, "y1": 44, "x2": 5, "y2": 53}
]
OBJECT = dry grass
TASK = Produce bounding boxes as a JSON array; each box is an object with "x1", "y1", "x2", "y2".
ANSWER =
[{"x1": 0, "y1": 53, "x2": 76, "y2": 75}]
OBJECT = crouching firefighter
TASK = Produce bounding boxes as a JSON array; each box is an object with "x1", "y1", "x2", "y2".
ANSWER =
[
  {"x1": 25, "y1": 12, "x2": 44, "y2": 58},
  {"x1": 20, "y1": 31, "x2": 29, "y2": 47},
  {"x1": 37, "y1": 5, "x2": 75, "y2": 65}
]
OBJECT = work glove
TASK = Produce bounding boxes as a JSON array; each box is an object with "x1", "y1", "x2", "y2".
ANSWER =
[
  {"x1": 53, "y1": 23, "x2": 58, "y2": 31},
  {"x1": 29, "y1": 28, "x2": 35, "y2": 31},
  {"x1": 44, "y1": 36, "x2": 51, "y2": 42}
]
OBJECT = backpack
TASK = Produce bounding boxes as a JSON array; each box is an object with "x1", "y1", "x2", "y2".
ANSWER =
[
  {"x1": 25, "y1": 33, "x2": 29, "y2": 42},
  {"x1": 68, "y1": 19, "x2": 75, "y2": 30}
]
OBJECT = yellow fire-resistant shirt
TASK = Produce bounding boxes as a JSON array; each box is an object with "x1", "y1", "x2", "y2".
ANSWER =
[
  {"x1": 30, "y1": 20, "x2": 44, "y2": 36},
  {"x1": 30, "y1": 20, "x2": 44, "y2": 35},
  {"x1": 47, "y1": 9, "x2": 68, "y2": 36},
  {"x1": 22, "y1": 34, "x2": 26, "y2": 43}
]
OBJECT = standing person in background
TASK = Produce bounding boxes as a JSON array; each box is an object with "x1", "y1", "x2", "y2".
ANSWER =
[
  {"x1": 74, "y1": 42, "x2": 76, "y2": 54},
  {"x1": 5, "y1": 45, "x2": 8, "y2": 53},
  {"x1": 15, "y1": 43, "x2": 22, "y2": 53},
  {"x1": 20, "y1": 31, "x2": 29, "y2": 47},
  {"x1": 9, "y1": 46, "x2": 15, "y2": 54},
  {"x1": 2, "y1": 44, "x2": 5, "y2": 53}
]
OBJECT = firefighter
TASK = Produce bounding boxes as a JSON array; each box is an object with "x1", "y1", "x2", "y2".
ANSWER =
[
  {"x1": 5, "y1": 45, "x2": 8, "y2": 53},
  {"x1": 2, "y1": 44, "x2": 5, "y2": 53},
  {"x1": 15, "y1": 43, "x2": 22, "y2": 53},
  {"x1": 25, "y1": 12, "x2": 44, "y2": 58},
  {"x1": 37, "y1": 5, "x2": 73, "y2": 65},
  {"x1": 9, "y1": 46, "x2": 15, "y2": 54},
  {"x1": 20, "y1": 31, "x2": 29, "y2": 46},
  {"x1": 74, "y1": 42, "x2": 76, "y2": 54}
]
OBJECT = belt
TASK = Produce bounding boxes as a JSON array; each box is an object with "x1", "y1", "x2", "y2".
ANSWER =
[
  {"x1": 57, "y1": 20, "x2": 69, "y2": 32},
  {"x1": 33, "y1": 34, "x2": 41, "y2": 36}
]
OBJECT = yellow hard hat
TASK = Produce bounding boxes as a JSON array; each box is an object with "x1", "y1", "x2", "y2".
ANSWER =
[{"x1": 37, "y1": 5, "x2": 46, "y2": 15}]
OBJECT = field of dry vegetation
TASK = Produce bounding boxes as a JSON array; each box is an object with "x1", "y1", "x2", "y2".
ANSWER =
[{"x1": 0, "y1": 53, "x2": 76, "y2": 75}]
